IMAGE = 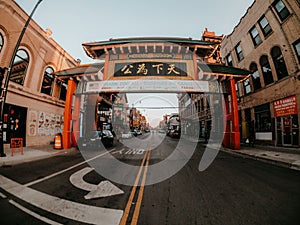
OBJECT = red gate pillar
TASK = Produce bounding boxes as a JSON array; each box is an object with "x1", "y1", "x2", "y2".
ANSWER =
[
  {"x1": 223, "y1": 94, "x2": 231, "y2": 148},
  {"x1": 228, "y1": 79, "x2": 240, "y2": 150},
  {"x1": 62, "y1": 79, "x2": 76, "y2": 149},
  {"x1": 71, "y1": 94, "x2": 81, "y2": 147}
]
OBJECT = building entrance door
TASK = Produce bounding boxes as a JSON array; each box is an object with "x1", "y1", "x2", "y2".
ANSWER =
[{"x1": 282, "y1": 116, "x2": 292, "y2": 145}]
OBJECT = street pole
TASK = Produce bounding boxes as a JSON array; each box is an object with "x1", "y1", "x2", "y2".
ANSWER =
[{"x1": 0, "y1": 0, "x2": 43, "y2": 157}]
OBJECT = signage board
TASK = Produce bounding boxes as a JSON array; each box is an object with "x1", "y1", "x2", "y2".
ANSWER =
[
  {"x1": 273, "y1": 96, "x2": 298, "y2": 117},
  {"x1": 85, "y1": 80, "x2": 210, "y2": 93}
]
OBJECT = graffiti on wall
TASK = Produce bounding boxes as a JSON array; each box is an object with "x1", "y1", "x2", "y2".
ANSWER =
[{"x1": 28, "y1": 110, "x2": 64, "y2": 136}]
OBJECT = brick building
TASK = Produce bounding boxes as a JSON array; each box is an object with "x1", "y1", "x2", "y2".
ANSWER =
[
  {"x1": 0, "y1": 0, "x2": 77, "y2": 147},
  {"x1": 221, "y1": 0, "x2": 300, "y2": 147}
]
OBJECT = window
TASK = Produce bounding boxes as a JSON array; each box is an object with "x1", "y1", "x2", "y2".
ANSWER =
[
  {"x1": 243, "y1": 78, "x2": 251, "y2": 95},
  {"x1": 254, "y1": 103, "x2": 272, "y2": 132},
  {"x1": 41, "y1": 66, "x2": 55, "y2": 95},
  {"x1": 293, "y1": 39, "x2": 300, "y2": 63},
  {"x1": 59, "y1": 81, "x2": 67, "y2": 101},
  {"x1": 260, "y1": 55, "x2": 274, "y2": 86},
  {"x1": 10, "y1": 49, "x2": 29, "y2": 85},
  {"x1": 250, "y1": 63, "x2": 261, "y2": 91},
  {"x1": 235, "y1": 43, "x2": 244, "y2": 61},
  {"x1": 249, "y1": 26, "x2": 262, "y2": 46},
  {"x1": 226, "y1": 54, "x2": 233, "y2": 66},
  {"x1": 0, "y1": 33, "x2": 3, "y2": 53},
  {"x1": 271, "y1": 46, "x2": 288, "y2": 80},
  {"x1": 272, "y1": 0, "x2": 290, "y2": 21},
  {"x1": 235, "y1": 83, "x2": 240, "y2": 97},
  {"x1": 258, "y1": 16, "x2": 273, "y2": 37}
]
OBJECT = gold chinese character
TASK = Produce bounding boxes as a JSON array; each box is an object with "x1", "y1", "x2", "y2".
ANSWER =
[
  {"x1": 167, "y1": 64, "x2": 180, "y2": 75},
  {"x1": 121, "y1": 65, "x2": 133, "y2": 74},
  {"x1": 152, "y1": 64, "x2": 163, "y2": 74},
  {"x1": 137, "y1": 63, "x2": 148, "y2": 75}
]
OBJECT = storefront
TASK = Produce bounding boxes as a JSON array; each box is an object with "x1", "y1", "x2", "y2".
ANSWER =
[
  {"x1": 2, "y1": 104, "x2": 27, "y2": 146},
  {"x1": 274, "y1": 96, "x2": 299, "y2": 146}
]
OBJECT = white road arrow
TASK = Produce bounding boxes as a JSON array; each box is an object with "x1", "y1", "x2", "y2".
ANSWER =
[{"x1": 69, "y1": 167, "x2": 124, "y2": 199}]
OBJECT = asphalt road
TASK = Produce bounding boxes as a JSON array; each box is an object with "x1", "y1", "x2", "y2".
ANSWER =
[{"x1": 0, "y1": 131, "x2": 300, "y2": 225}]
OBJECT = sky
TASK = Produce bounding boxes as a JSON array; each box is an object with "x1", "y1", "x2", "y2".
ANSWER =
[
  {"x1": 15, "y1": 0, "x2": 254, "y2": 64},
  {"x1": 14, "y1": 0, "x2": 254, "y2": 127}
]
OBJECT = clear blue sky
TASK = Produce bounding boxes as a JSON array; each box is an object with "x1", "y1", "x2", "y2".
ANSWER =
[{"x1": 15, "y1": 0, "x2": 254, "y2": 64}]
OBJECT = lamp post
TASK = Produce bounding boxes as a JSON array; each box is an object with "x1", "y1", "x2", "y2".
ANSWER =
[{"x1": 0, "y1": 0, "x2": 43, "y2": 157}]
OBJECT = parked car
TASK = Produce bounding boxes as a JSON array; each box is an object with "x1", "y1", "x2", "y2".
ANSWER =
[
  {"x1": 77, "y1": 130, "x2": 114, "y2": 149},
  {"x1": 135, "y1": 129, "x2": 142, "y2": 135},
  {"x1": 101, "y1": 129, "x2": 114, "y2": 147},
  {"x1": 170, "y1": 129, "x2": 180, "y2": 138},
  {"x1": 130, "y1": 129, "x2": 142, "y2": 136}
]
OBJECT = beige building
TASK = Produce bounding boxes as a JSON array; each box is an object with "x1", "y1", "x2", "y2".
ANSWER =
[
  {"x1": 221, "y1": 0, "x2": 300, "y2": 147},
  {"x1": 0, "y1": 0, "x2": 77, "y2": 147}
]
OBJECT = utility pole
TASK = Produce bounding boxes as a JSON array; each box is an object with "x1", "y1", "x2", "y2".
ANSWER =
[{"x1": 0, "y1": 0, "x2": 43, "y2": 157}]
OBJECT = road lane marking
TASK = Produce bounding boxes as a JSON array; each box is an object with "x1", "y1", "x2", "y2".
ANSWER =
[
  {"x1": 69, "y1": 167, "x2": 124, "y2": 199},
  {"x1": 0, "y1": 192, "x2": 7, "y2": 198},
  {"x1": 0, "y1": 175, "x2": 123, "y2": 225},
  {"x1": 9, "y1": 200, "x2": 62, "y2": 225},
  {"x1": 131, "y1": 150, "x2": 151, "y2": 225},
  {"x1": 119, "y1": 151, "x2": 148, "y2": 225},
  {"x1": 24, "y1": 148, "x2": 116, "y2": 187}
]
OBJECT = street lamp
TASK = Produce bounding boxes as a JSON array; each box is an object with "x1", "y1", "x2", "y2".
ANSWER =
[{"x1": 0, "y1": 0, "x2": 43, "y2": 157}]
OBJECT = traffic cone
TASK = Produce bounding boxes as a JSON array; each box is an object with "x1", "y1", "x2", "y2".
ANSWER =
[{"x1": 54, "y1": 133, "x2": 62, "y2": 149}]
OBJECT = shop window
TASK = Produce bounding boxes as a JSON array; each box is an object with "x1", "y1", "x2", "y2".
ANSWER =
[
  {"x1": 293, "y1": 39, "x2": 300, "y2": 63},
  {"x1": 0, "y1": 33, "x2": 3, "y2": 53},
  {"x1": 271, "y1": 46, "x2": 288, "y2": 80},
  {"x1": 258, "y1": 16, "x2": 273, "y2": 37},
  {"x1": 41, "y1": 66, "x2": 54, "y2": 95},
  {"x1": 226, "y1": 54, "x2": 233, "y2": 66},
  {"x1": 249, "y1": 26, "x2": 262, "y2": 47},
  {"x1": 235, "y1": 43, "x2": 244, "y2": 61},
  {"x1": 260, "y1": 55, "x2": 274, "y2": 86},
  {"x1": 243, "y1": 78, "x2": 251, "y2": 95},
  {"x1": 272, "y1": 0, "x2": 290, "y2": 21},
  {"x1": 254, "y1": 104, "x2": 272, "y2": 132},
  {"x1": 250, "y1": 63, "x2": 261, "y2": 91},
  {"x1": 10, "y1": 49, "x2": 29, "y2": 85}
]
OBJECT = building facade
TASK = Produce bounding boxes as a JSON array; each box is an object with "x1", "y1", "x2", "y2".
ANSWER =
[
  {"x1": 0, "y1": 0, "x2": 77, "y2": 147},
  {"x1": 221, "y1": 0, "x2": 300, "y2": 147}
]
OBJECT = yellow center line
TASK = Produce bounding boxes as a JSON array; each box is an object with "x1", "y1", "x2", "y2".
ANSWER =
[
  {"x1": 119, "y1": 150, "x2": 148, "y2": 225},
  {"x1": 131, "y1": 150, "x2": 151, "y2": 225}
]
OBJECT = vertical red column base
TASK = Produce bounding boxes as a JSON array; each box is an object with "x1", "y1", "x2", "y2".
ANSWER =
[
  {"x1": 62, "y1": 131, "x2": 71, "y2": 149},
  {"x1": 230, "y1": 132, "x2": 240, "y2": 150}
]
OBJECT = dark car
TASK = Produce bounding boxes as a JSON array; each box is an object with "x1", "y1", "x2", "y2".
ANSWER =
[
  {"x1": 101, "y1": 129, "x2": 114, "y2": 147},
  {"x1": 77, "y1": 130, "x2": 114, "y2": 149},
  {"x1": 170, "y1": 129, "x2": 180, "y2": 138}
]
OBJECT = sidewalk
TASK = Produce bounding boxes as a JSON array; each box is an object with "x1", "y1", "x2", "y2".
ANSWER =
[
  {"x1": 221, "y1": 143, "x2": 300, "y2": 171},
  {"x1": 0, "y1": 145, "x2": 73, "y2": 166}
]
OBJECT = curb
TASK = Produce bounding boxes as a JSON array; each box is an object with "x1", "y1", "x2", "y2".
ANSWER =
[
  {"x1": 0, "y1": 148, "x2": 74, "y2": 167},
  {"x1": 220, "y1": 148, "x2": 300, "y2": 172}
]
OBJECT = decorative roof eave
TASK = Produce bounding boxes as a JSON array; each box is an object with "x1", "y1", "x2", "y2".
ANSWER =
[
  {"x1": 82, "y1": 37, "x2": 218, "y2": 59},
  {"x1": 198, "y1": 63, "x2": 251, "y2": 81},
  {"x1": 54, "y1": 63, "x2": 104, "y2": 78}
]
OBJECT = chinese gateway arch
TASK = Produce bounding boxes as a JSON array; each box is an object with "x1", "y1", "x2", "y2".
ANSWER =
[{"x1": 55, "y1": 36, "x2": 250, "y2": 150}]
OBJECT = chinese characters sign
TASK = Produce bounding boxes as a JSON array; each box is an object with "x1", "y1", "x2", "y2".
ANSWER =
[
  {"x1": 114, "y1": 62, "x2": 187, "y2": 77},
  {"x1": 274, "y1": 96, "x2": 298, "y2": 117}
]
